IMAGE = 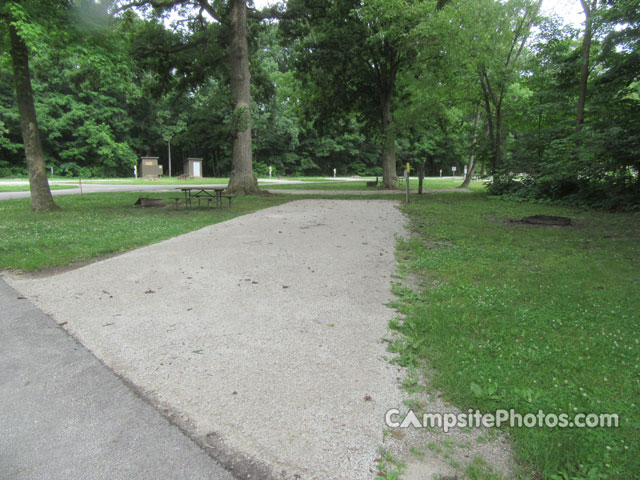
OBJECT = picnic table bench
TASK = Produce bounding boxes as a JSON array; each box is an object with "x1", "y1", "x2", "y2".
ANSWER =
[{"x1": 173, "y1": 186, "x2": 233, "y2": 209}]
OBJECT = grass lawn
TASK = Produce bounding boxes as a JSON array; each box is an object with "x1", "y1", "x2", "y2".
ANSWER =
[
  {"x1": 44, "y1": 176, "x2": 346, "y2": 185},
  {"x1": 262, "y1": 176, "x2": 350, "y2": 182},
  {"x1": 391, "y1": 193, "x2": 639, "y2": 479},
  {"x1": 0, "y1": 192, "x2": 289, "y2": 271},
  {"x1": 0, "y1": 185, "x2": 76, "y2": 192},
  {"x1": 72, "y1": 177, "x2": 231, "y2": 185},
  {"x1": 265, "y1": 177, "x2": 485, "y2": 191}
]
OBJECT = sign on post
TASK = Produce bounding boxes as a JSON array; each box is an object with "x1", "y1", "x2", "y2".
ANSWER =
[{"x1": 452, "y1": 166, "x2": 457, "y2": 176}]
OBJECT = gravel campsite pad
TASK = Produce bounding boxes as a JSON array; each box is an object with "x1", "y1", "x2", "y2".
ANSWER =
[{"x1": 8, "y1": 199, "x2": 409, "y2": 479}]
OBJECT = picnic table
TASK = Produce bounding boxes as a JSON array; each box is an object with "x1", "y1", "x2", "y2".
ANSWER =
[{"x1": 176, "y1": 186, "x2": 232, "y2": 209}]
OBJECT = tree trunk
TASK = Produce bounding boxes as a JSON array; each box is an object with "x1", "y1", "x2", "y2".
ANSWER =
[
  {"x1": 576, "y1": 0, "x2": 594, "y2": 131},
  {"x1": 460, "y1": 158, "x2": 478, "y2": 188},
  {"x1": 460, "y1": 108, "x2": 481, "y2": 188},
  {"x1": 493, "y1": 102, "x2": 504, "y2": 172},
  {"x1": 417, "y1": 161, "x2": 425, "y2": 194},
  {"x1": 8, "y1": 20, "x2": 58, "y2": 211},
  {"x1": 380, "y1": 92, "x2": 396, "y2": 189},
  {"x1": 479, "y1": 70, "x2": 502, "y2": 174},
  {"x1": 226, "y1": 0, "x2": 260, "y2": 195}
]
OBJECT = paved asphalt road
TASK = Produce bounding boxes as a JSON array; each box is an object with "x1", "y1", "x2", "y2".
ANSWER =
[
  {"x1": 0, "y1": 278, "x2": 235, "y2": 480},
  {"x1": 0, "y1": 183, "x2": 219, "y2": 201},
  {"x1": 0, "y1": 178, "x2": 370, "y2": 201}
]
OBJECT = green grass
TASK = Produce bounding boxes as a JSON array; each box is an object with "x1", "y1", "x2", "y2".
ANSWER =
[
  {"x1": 390, "y1": 193, "x2": 640, "y2": 479},
  {"x1": 263, "y1": 176, "x2": 349, "y2": 182},
  {"x1": 0, "y1": 192, "x2": 289, "y2": 271},
  {"x1": 77, "y1": 177, "x2": 230, "y2": 185},
  {"x1": 265, "y1": 177, "x2": 485, "y2": 191},
  {"x1": 0, "y1": 184, "x2": 76, "y2": 192},
  {"x1": 36, "y1": 176, "x2": 350, "y2": 185}
]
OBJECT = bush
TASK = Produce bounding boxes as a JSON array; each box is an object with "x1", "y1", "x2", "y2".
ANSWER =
[{"x1": 488, "y1": 173, "x2": 640, "y2": 211}]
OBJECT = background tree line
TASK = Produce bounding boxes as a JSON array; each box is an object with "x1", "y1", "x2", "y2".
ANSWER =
[{"x1": 1, "y1": 0, "x2": 639, "y2": 209}]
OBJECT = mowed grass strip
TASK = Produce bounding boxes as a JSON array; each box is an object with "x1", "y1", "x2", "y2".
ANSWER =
[
  {"x1": 265, "y1": 177, "x2": 486, "y2": 192},
  {"x1": 0, "y1": 185, "x2": 76, "y2": 192},
  {"x1": 390, "y1": 193, "x2": 639, "y2": 479},
  {"x1": 0, "y1": 192, "x2": 289, "y2": 271},
  {"x1": 64, "y1": 176, "x2": 343, "y2": 185}
]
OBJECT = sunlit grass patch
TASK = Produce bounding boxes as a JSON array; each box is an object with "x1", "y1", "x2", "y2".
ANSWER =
[
  {"x1": 0, "y1": 192, "x2": 289, "y2": 271},
  {"x1": 391, "y1": 193, "x2": 639, "y2": 478}
]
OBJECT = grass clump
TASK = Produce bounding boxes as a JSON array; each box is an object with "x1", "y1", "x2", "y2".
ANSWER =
[{"x1": 390, "y1": 193, "x2": 639, "y2": 479}]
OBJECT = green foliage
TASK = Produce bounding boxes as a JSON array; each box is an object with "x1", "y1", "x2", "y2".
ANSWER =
[
  {"x1": 487, "y1": 1, "x2": 640, "y2": 209},
  {"x1": 1, "y1": 0, "x2": 639, "y2": 209}
]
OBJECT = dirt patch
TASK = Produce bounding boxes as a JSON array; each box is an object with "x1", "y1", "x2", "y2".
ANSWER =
[{"x1": 509, "y1": 215, "x2": 572, "y2": 226}]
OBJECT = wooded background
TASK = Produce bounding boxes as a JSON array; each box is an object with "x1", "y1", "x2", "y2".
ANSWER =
[{"x1": 1, "y1": 0, "x2": 639, "y2": 208}]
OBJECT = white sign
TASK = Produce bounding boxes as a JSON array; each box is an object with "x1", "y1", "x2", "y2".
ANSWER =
[{"x1": 452, "y1": 166, "x2": 457, "y2": 173}]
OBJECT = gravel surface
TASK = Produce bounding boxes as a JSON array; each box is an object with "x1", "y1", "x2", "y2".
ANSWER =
[
  {"x1": 7, "y1": 199, "x2": 408, "y2": 479},
  {"x1": 0, "y1": 279, "x2": 234, "y2": 480}
]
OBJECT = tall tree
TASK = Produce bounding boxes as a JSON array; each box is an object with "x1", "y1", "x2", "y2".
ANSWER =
[
  {"x1": 226, "y1": 0, "x2": 257, "y2": 193},
  {"x1": 459, "y1": 107, "x2": 481, "y2": 188},
  {"x1": 284, "y1": 0, "x2": 448, "y2": 188},
  {"x1": 115, "y1": 0, "x2": 268, "y2": 194},
  {"x1": 576, "y1": 0, "x2": 597, "y2": 130},
  {"x1": 2, "y1": 1, "x2": 58, "y2": 210},
  {"x1": 466, "y1": 0, "x2": 542, "y2": 173}
]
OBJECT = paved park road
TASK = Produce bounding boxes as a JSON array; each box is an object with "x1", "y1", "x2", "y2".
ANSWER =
[
  {"x1": 6, "y1": 200, "x2": 407, "y2": 480},
  {"x1": 0, "y1": 278, "x2": 235, "y2": 480}
]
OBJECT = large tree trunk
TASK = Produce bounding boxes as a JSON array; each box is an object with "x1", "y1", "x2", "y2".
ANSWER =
[
  {"x1": 460, "y1": 108, "x2": 481, "y2": 188},
  {"x1": 380, "y1": 91, "x2": 396, "y2": 189},
  {"x1": 576, "y1": 0, "x2": 595, "y2": 131},
  {"x1": 8, "y1": 20, "x2": 58, "y2": 211},
  {"x1": 226, "y1": 0, "x2": 260, "y2": 195}
]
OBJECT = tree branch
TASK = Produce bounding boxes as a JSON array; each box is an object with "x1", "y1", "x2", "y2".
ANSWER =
[
  {"x1": 195, "y1": 0, "x2": 223, "y2": 24},
  {"x1": 132, "y1": 35, "x2": 209, "y2": 56},
  {"x1": 112, "y1": 0, "x2": 182, "y2": 15}
]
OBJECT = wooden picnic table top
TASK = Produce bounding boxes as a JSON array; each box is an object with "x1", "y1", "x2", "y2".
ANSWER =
[
  {"x1": 178, "y1": 186, "x2": 226, "y2": 192},
  {"x1": 178, "y1": 186, "x2": 227, "y2": 198}
]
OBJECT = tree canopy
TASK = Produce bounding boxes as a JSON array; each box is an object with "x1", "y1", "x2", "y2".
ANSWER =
[{"x1": 1, "y1": 0, "x2": 638, "y2": 208}]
